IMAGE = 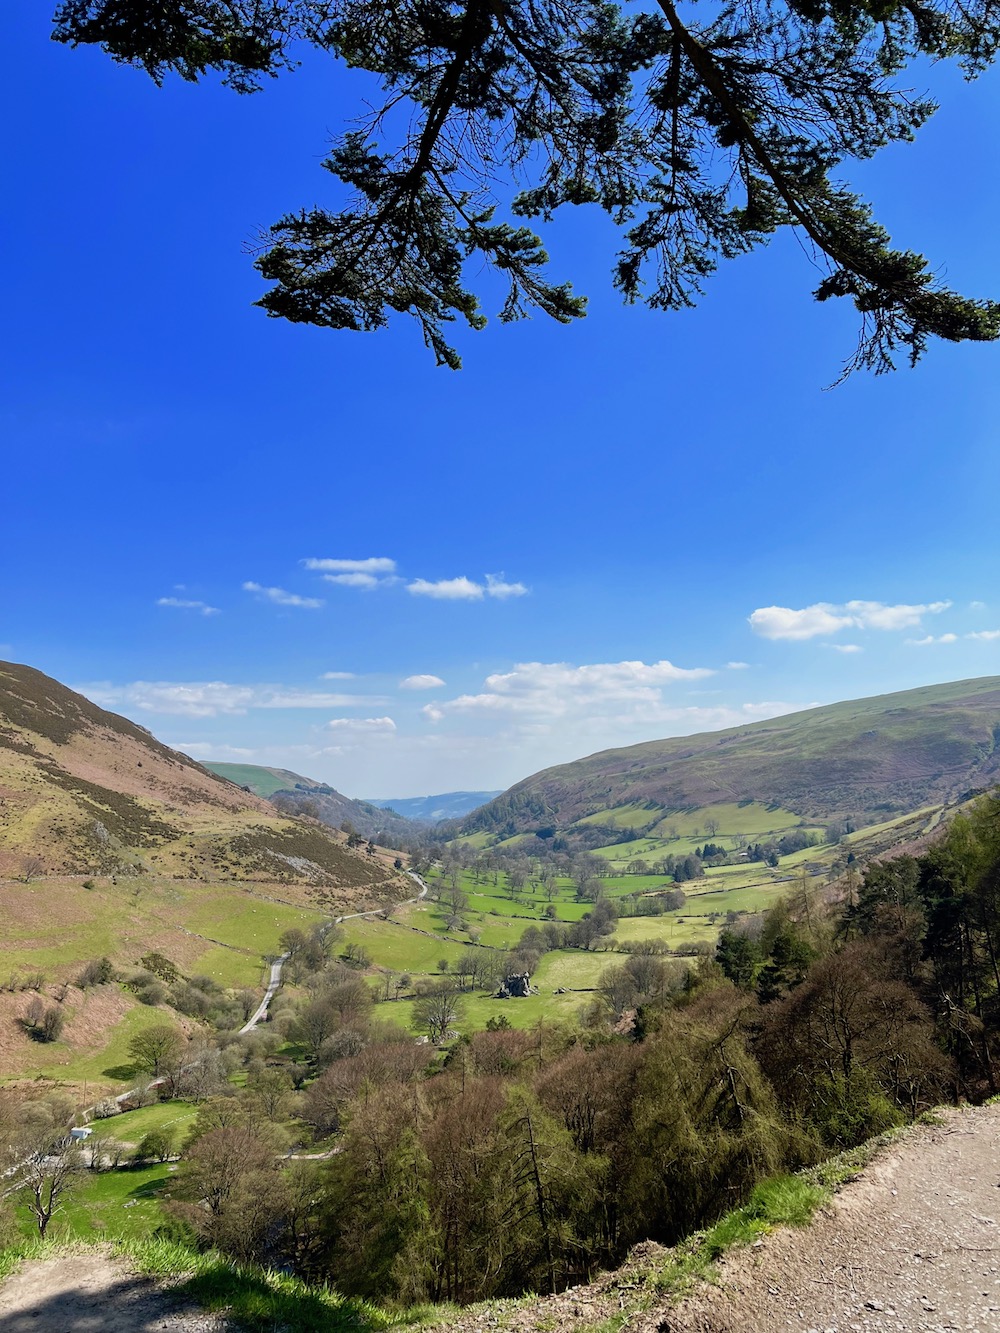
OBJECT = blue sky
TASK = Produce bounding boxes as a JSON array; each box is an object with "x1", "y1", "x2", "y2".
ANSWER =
[{"x1": 3, "y1": 3, "x2": 1000, "y2": 797}]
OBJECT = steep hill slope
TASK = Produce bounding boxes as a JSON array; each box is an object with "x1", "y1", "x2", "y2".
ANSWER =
[
  {"x1": 0, "y1": 660, "x2": 405, "y2": 896},
  {"x1": 463, "y1": 676, "x2": 1000, "y2": 837},
  {"x1": 203, "y1": 761, "x2": 415, "y2": 840}
]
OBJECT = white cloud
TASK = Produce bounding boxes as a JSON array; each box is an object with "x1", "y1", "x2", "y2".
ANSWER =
[
  {"x1": 422, "y1": 658, "x2": 714, "y2": 724},
  {"x1": 485, "y1": 573, "x2": 528, "y2": 599},
  {"x1": 970, "y1": 601, "x2": 987, "y2": 611},
  {"x1": 303, "y1": 557, "x2": 396, "y2": 574},
  {"x1": 727, "y1": 661, "x2": 750, "y2": 670},
  {"x1": 78, "y1": 681, "x2": 387, "y2": 718},
  {"x1": 407, "y1": 573, "x2": 529, "y2": 601},
  {"x1": 326, "y1": 716, "x2": 397, "y2": 734},
  {"x1": 408, "y1": 577, "x2": 485, "y2": 601},
  {"x1": 905, "y1": 633, "x2": 958, "y2": 646},
  {"x1": 967, "y1": 629, "x2": 1000, "y2": 641},
  {"x1": 322, "y1": 573, "x2": 382, "y2": 590},
  {"x1": 321, "y1": 671, "x2": 357, "y2": 679},
  {"x1": 829, "y1": 643, "x2": 863, "y2": 654},
  {"x1": 749, "y1": 599, "x2": 951, "y2": 640},
  {"x1": 156, "y1": 597, "x2": 220, "y2": 616},
  {"x1": 844, "y1": 599, "x2": 951, "y2": 630},
  {"x1": 242, "y1": 581, "x2": 323, "y2": 609},
  {"x1": 400, "y1": 675, "x2": 446, "y2": 690},
  {"x1": 749, "y1": 604, "x2": 854, "y2": 640},
  {"x1": 261, "y1": 691, "x2": 390, "y2": 709}
]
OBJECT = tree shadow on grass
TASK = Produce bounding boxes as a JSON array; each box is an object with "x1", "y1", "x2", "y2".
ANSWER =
[
  {"x1": 174, "y1": 1265, "x2": 387, "y2": 1332},
  {"x1": 101, "y1": 1064, "x2": 137, "y2": 1081}
]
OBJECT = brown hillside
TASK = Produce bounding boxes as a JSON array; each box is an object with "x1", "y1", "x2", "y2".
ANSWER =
[
  {"x1": 0, "y1": 660, "x2": 405, "y2": 897},
  {"x1": 463, "y1": 676, "x2": 1000, "y2": 836}
]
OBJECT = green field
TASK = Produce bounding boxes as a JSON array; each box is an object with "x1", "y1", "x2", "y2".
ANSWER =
[
  {"x1": 34, "y1": 1163, "x2": 174, "y2": 1241},
  {"x1": 29, "y1": 1000, "x2": 192, "y2": 1086},
  {"x1": 98, "y1": 1101, "x2": 199, "y2": 1146}
]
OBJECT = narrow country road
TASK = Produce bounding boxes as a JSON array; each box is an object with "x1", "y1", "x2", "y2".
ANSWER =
[
  {"x1": 238, "y1": 869, "x2": 429, "y2": 1034},
  {"x1": 238, "y1": 953, "x2": 289, "y2": 1035}
]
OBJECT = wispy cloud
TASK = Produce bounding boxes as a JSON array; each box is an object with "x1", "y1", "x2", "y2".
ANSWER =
[
  {"x1": 967, "y1": 629, "x2": 1000, "y2": 641},
  {"x1": 905, "y1": 633, "x2": 958, "y2": 646},
  {"x1": 829, "y1": 643, "x2": 863, "y2": 654},
  {"x1": 156, "y1": 596, "x2": 220, "y2": 617},
  {"x1": 242, "y1": 581, "x2": 323, "y2": 609},
  {"x1": 407, "y1": 574, "x2": 529, "y2": 601},
  {"x1": 400, "y1": 674, "x2": 445, "y2": 690},
  {"x1": 321, "y1": 671, "x2": 357, "y2": 680},
  {"x1": 421, "y1": 658, "x2": 714, "y2": 724},
  {"x1": 749, "y1": 599, "x2": 951, "y2": 640},
  {"x1": 326, "y1": 716, "x2": 397, "y2": 734},
  {"x1": 303, "y1": 557, "x2": 396, "y2": 575},
  {"x1": 408, "y1": 576, "x2": 485, "y2": 601},
  {"x1": 485, "y1": 573, "x2": 528, "y2": 599},
  {"x1": 78, "y1": 681, "x2": 388, "y2": 718},
  {"x1": 727, "y1": 661, "x2": 750, "y2": 670},
  {"x1": 322, "y1": 572, "x2": 384, "y2": 590}
]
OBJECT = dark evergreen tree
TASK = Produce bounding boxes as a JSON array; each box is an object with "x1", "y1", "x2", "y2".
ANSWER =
[{"x1": 54, "y1": 0, "x2": 1000, "y2": 370}]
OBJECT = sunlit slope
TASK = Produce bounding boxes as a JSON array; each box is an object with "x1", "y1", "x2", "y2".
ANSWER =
[
  {"x1": 0, "y1": 660, "x2": 405, "y2": 897},
  {"x1": 201, "y1": 762, "x2": 321, "y2": 798},
  {"x1": 463, "y1": 676, "x2": 1000, "y2": 835}
]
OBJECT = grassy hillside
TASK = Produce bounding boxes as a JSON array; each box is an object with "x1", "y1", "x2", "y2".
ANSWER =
[
  {"x1": 201, "y1": 762, "x2": 322, "y2": 798},
  {"x1": 463, "y1": 676, "x2": 1000, "y2": 839},
  {"x1": 0, "y1": 661, "x2": 414, "y2": 1095}
]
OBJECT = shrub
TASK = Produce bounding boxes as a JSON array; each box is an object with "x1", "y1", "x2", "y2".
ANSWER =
[
  {"x1": 77, "y1": 957, "x2": 116, "y2": 988},
  {"x1": 139, "y1": 952, "x2": 181, "y2": 983},
  {"x1": 92, "y1": 1098, "x2": 122, "y2": 1119},
  {"x1": 136, "y1": 1128, "x2": 177, "y2": 1162}
]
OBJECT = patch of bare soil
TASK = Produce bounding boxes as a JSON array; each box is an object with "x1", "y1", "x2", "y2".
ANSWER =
[
  {"x1": 0, "y1": 1251, "x2": 236, "y2": 1333},
  {"x1": 440, "y1": 1103, "x2": 1000, "y2": 1333}
]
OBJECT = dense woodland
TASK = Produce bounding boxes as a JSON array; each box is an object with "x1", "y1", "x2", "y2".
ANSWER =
[{"x1": 4, "y1": 792, "x2": 1000, "y2": 1307}]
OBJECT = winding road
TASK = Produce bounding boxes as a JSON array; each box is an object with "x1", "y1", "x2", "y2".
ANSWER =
[{"x1": 237, "y1": 869, "x2": 429, "y2": 1034}]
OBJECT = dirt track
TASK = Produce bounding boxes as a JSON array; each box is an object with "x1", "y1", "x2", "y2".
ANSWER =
[
  {"x1": 0, "y1": 1252, "x2": 234, "y2": 1333},
  {"x1": 662, "y1": 1102, "x2": 1000, "y2": 1332}
]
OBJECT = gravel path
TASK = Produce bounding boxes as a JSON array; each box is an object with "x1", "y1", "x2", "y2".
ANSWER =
[
  {"x1": 663, "y1": 1103, "x2": 1000, "y2": 1333},
  {"x1": 0, "y1": 1253, "x2": 235, "y2": 1332}
]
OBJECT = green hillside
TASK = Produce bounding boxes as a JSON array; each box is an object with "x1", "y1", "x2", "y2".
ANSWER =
[
  {"x1": 462, "y1": 676, "x2": 1000, "y2": 839},
  {"x1": 202, "y1": 762, "x2": 322, "y2": 798}
]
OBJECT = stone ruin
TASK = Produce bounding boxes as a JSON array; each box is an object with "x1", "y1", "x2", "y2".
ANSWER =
[{"x1": 495, "y1": 972, "x2": 533, "y2": 998}]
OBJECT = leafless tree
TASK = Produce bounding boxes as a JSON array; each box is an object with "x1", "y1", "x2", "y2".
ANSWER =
[
  {"x1": 20, "y1": 853, "x2": 44, "y2": 882},
  {"x1": 18, "y1": 1140, "x2": 81, "y2": 1236}
]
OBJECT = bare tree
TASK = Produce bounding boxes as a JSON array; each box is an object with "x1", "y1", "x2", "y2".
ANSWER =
[
  {"x1": 20, "y1": 854, "x2": 44, "y2": 883},
  {"x1": 413, "y1": 987, "x2": 465, "y2": 1043},
  {"x1": 18, "y1": 1140, "x2": 81, "y2": 1236}
]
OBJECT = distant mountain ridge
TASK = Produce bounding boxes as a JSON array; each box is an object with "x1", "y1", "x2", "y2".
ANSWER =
[
  {"x1": 203, "y1": 762, "x2": 416, "y2": 841},
  {"x1": 367, "y1": 791, "x2": 503, "y2": 822},
  {"x1": 462, "y1": 676, "x2": 1000, "y2": 838}
]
